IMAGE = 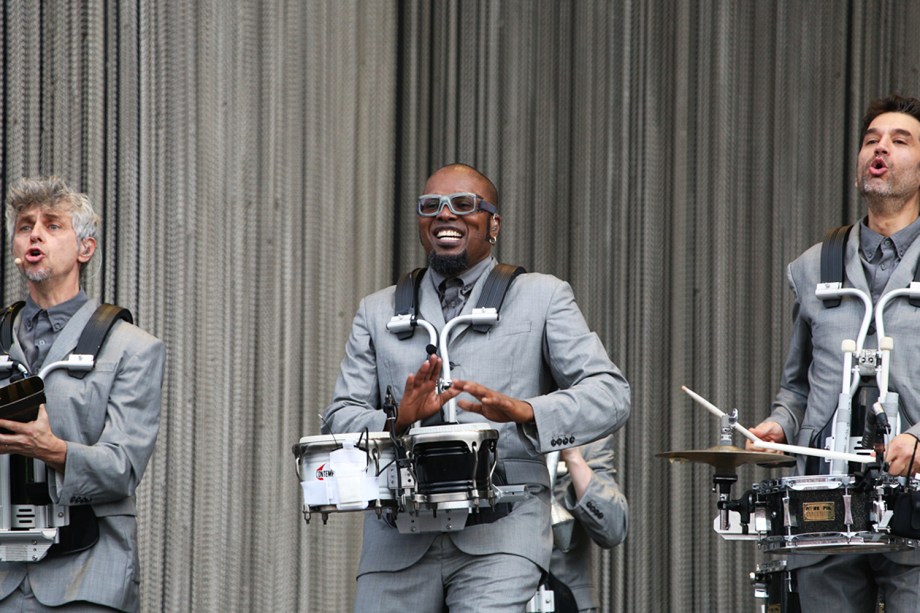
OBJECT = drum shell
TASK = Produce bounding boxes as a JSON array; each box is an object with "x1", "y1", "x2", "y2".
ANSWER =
[
  {"x1": 404, "y1": 424, "x2": 499, "y2": 501},
  {"x1": 758, "y1": 480, "x2": 870, "y2": 536},
  {"x1": 413, "y1": 440, "x2": 495, "y2": 495},
  {"x1": 753, "y1": 475, "x2": 915, "y2": 554},
  {"x1": 294, "y1": 432, "x2": 395, "y2": 512}
]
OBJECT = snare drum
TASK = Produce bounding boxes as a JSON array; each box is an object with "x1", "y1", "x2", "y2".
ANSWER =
[
  {"x1": 401, "y1": 423, "x2": 499, "y2": 510},
  {"x1": 293, "y1": 432, "x2": 396, "y2": 522},
  {"x1": 754, "y1": 474, "x2": 913, "y2": 554}
]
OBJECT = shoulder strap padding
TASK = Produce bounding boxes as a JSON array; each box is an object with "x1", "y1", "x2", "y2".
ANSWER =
[
  {"x1": 68, "y1": 304, "x2": 134, "y2": 379},
  {"x1": 0, "y1": 302, "x2": 26, "y2": 355},
  {"x1": 911, "y1": 243, "x2": 920, "y2": 308},
  {"x1": 473, "y1": 264, "x2": 526, "y2": 333},
  {"x1": 394, "y1": 268, "x2": 427, "y2": 340},
  {"x1": 819, "y1": 225, "x2": 853, "y2": 308}
]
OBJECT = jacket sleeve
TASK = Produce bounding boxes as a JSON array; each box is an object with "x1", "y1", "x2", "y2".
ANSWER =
[
  {"x1": 561, "y1": 436, "x2": 628, "y2": 549},
  {"x1": 521, "y1": 279, "x2": 630, "y2": 451},
  {"x1": 51, "y1": 329, "x2": 165, "y2": 506},
  {"x1": 768, "y1": 263, "x2": 811, "y2": 444},
  {"x1": 321, "y1": 297, "x2": 389, "y2": 435}
]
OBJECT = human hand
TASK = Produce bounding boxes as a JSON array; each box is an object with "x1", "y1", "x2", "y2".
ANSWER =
[
  {"x1": 745, "y1": 420, "x2": 787, "y2": 454},
  {"x1": 396, "y1": 355, "x2": 462, "y2": 432},
  {"x1": 884, "y1": 433, "x2": 920, "y2": 476},
  {"x1": 452, "y1": 380, "x2": 534, "y2": 423},
  {"x1": 559, "y1": 446, "x2": 592, "y2": 501},
  {"x1": 0, "y1": 405, "x2": 67, "y2": 471},
  {"x1": 560, "y1": 446, "x2": 585, "y2": 466}
]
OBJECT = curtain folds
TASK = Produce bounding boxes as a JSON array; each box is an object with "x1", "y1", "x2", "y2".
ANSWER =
[{"x1": 2, "y1": 1, "x2": 919, "y2": 611}]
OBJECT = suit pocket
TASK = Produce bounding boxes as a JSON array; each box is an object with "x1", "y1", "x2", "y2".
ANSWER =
[
  {"x1": 488, "y1": 320, "x2": 532, "y2": 338},
  {"x1": 72, "y1": 361, "x2": 120, "y2": 440},
  {"x1": 93, "y1": 361, "x2": 117, "y2": 373}
]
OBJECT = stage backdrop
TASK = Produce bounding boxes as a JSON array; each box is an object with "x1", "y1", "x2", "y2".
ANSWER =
[{"x1": 2, "y1": 1, "x2": 920, "y2": 611}]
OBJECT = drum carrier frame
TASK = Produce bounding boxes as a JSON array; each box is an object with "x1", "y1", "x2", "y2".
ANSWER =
[{"x1": 0, "y1": 302, "x2": 131, "y2": 562}]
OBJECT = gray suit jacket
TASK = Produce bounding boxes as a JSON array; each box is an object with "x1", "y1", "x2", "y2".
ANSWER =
[
  {"x1": 322, "y1": 259, "x2": 630, "y2": 575},
  {"x1": 549, "y1": 435, "x2": 628, "y2": 612},
  {"x1": 769, "y1": 226, "x2": 920, "y2": 567},
  {"x1": 0, "y1": 299, "x2": 165, "y2": 611}
]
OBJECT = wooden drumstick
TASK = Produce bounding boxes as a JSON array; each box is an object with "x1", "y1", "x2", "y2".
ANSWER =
[{"x1": 681, "y1": 386, "x2": 872, "y2": 464}]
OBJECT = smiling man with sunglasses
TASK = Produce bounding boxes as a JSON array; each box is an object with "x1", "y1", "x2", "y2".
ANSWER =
[
  {"x1": 416, "y1": 174, "x2": 500, "y2": 279},
  {"x1": 323, "y1": 163, "x2": 630, "y2": 612}
]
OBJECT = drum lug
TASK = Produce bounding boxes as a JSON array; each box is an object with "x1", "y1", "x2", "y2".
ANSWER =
[
  {"x1": 782, "y1": 493, "x2": 793, "y2": 529},
  {"x1": 843, "y1": 491, "x2": 854, "y2": 528}
]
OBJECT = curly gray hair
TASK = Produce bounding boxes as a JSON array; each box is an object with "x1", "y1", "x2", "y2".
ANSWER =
[{"x1": 5, "y1": 176, "x2": 100, "y2": 247}]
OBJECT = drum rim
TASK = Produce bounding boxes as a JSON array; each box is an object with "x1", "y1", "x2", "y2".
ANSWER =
[
  {"x1": 297, "y1": 431, "x2": 392, "y2": 445},
  {"x1": 406, "y1": 422, "x2": 496, "y2": 436},
  {"x1": 774, "y1": 474, "x2": 855, "y2": 488},
  {"x1": 760, "y1": 532, "x2": 917, "y2": 553}
]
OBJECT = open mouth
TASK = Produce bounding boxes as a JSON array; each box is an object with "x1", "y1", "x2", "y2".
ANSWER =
[
  {"x1": 434, "y1": 227, "x2": 464, "y2": 244},
  {"x1": 869, "y1": 157, "x2": 888, "y2": 177},
  {"x1": 24, "y1": 248, "x2": 44, "y2": 263}
]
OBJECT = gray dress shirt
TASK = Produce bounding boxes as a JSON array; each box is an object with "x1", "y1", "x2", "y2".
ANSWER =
[
  {"x1": 428, "y1": 256, "x2": 493, "y2": 321},
  {"x1": 18, "y1": 290, "x2": 89, "y2": 373},
  {"x1": 859, "y1": 215, "x2": 920, "y2": 302}
]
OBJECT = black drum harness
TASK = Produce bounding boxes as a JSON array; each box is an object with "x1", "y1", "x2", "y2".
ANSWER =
[
  {"x1": 392, "y1": 263, "x2": 526, "y2": 340},
  {"x1": 0, "y1": 302, "x2": 132, "y2": 559},
  {"x1": 813, "y1": 225, "x2": 920, "y2": 475},
  {"x1": 383, "y1": 264, "x2": 527, "y2": 532}
]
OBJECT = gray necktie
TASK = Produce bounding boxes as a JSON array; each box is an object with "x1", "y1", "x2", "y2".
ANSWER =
[{"x1": 439, "y1": 278, "x2": 464, "y2": 321}]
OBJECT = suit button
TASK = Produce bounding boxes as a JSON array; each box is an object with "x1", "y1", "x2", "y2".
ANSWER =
[{"x1": 551, "y1": 438, "x2": 558, "y2": 446}]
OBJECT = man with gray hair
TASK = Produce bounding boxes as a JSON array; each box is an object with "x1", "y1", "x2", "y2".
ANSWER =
[{"x1": 0, "y1": 176, "x2": 164, "y2": 612}]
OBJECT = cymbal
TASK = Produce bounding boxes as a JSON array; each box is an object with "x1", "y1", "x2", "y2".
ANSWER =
[{"x1": 657, "y1": 445, "x2": 796, "y2": 470}]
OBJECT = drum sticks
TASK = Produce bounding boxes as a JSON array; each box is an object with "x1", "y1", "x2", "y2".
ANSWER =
[{"x1": 680, "y1": 386, "x2": 873, "y2": 465}]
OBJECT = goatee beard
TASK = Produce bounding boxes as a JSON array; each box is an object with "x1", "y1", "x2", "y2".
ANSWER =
[
  {"x1": 428, "y1": 252, "x2": 469, "y2": 277},
  {"x1": 24, "y1": 269, "x2": 51, "y2": 283}
]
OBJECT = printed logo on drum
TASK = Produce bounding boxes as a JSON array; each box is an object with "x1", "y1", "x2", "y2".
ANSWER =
[
  {"x1": 315, "y1": 464, "x2": 335, "y2": 480},
  {"x1": 803, "y1": 501, "x2": 835, "y2": 522}
]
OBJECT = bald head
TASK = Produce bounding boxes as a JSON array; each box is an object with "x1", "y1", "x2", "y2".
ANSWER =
[
  {"x1": 418, "y1": 163, "x2": 502, "y2": 276},
  {"x1": 424, "y1": 164, "x2": 498, "y2": 208}
]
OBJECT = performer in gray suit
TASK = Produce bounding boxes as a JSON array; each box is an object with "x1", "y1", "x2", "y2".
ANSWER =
[
  {"x1": 748, "y1": 95, "x2": 920, "y2": 611},
  {"x1": 547, "y1": 439, "x2": 628, "y2": 613},
  {"x1": 322, "y1": 163, "x2": 630, "y2": 612},
  {"x1": 0, "y1": 177, "x2": 165, "y2": 611}
]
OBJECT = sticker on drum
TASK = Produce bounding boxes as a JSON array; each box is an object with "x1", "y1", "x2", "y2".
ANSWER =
[
  {"x1": 754, "y1": 474, "x2": 915, "y2": 554},
  {"x1": 293, "y1": 432, "x2": 396, "y2": 515}
]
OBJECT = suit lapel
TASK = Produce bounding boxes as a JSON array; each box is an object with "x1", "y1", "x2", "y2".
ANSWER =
[
  {"x1": 443, "y1": 259, "x2": 498, "y2": 343},
  {"x1": 844, "y1": 225, "x2": 870, "y2": 295},
  {"x1": 883, "y1": 226, "x2": 920, "y2": 296},
  {"x1": 418, "y1": 272, "x2": 445, "y2": 331},
  {"x1": 416, "y1": 259, "x2": 499, "y2": 343},
  {"x1": 8, "y1": 314, "x2": 27, "y2": 366},
  {"x1": 43, "y1": 300, "x2": 98, "y2": 366}
]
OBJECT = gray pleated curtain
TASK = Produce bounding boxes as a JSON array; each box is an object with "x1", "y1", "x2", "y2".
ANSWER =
[{"x1": 2, "y1": 1, "x2": 919, "y2": 611}]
